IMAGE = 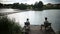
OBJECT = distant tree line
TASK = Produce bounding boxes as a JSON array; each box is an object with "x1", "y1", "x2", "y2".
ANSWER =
[
  {"x1": 0, "y1": 1, "x2": 43, "y2": 10},
  {"x1": 43, "y1": 3, "x2": 60, "y2": 9},
  {"x1": 0, "y1": 1, "x2": 60, "y2": 10}
]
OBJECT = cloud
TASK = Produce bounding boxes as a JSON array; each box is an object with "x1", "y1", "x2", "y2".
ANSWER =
[
  {"x1": 0, "y1": 0, "x2": 60, "y2": 4},
  {"x1": 0, "y1": 0, "x2": 29, "y2": 4},
  {"x1": 0, "y1": 0, "x2": 40, "y2": 4},
  {"x1": 0, "y1": 0, "x2": 28, "y2": 2}
]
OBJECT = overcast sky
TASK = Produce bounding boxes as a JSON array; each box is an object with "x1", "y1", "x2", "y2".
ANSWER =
[{"x1": 0, "y1": 0, "x2": 60, "y2": 4}]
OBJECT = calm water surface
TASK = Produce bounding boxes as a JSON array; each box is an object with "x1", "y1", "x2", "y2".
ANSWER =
[{"x1": 0, "y1": 9, "x2": 60, "y2": 32}]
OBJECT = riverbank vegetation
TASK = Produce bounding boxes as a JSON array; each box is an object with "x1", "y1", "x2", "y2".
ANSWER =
[
  {"x1": 0, "y1": 16, "x2": 22, "y2": 34},
  {"x1": 0, "y1": 1, "x2": 60, "y2": 10}
]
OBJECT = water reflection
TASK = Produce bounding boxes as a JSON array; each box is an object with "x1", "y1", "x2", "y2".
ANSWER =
[{"x1": 8, "y1": 11, "x2": 34, "y2": 27}]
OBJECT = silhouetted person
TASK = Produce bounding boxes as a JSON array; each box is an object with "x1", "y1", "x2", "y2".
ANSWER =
[
  {"x1": 25, "y1": 18, "x2": 30, "y2": 26},
  {"x1": 24, "y1": 18, "x2": 30, "y2": 34},
  {"x1": 44, "y1": 17, "x2": 49, "y2": 24},
  {"x1": 44, "y1": 17, "x2": 51, "y2": 30}
]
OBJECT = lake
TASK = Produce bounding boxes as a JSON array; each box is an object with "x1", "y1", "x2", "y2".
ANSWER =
[{"x1": 0, "y1": 9, "x2": 60, "y2": 33}]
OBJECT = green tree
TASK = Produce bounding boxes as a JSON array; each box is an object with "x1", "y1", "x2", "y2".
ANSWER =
[
  {"x1": 19, "y1": 3, "x2": 27, "y2": 10},
  {"x1": 12, "y1": 3, "x2": 19, "y2": 9},
  {"x1": 33, "y1": 2, "x2": 38, "y2": 9},
  {"x1": 33, "y1": 1, "x2": 43, "y2": 10},
  {"x1": 37, "y1": 1, "x2": 43, "y2": 9},
  {"x1": 0, "y1": 3, "x2": 3, "y2": 8}
]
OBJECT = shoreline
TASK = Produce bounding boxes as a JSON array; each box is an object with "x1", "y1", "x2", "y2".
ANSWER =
[{"x1": 0, "y1": 8, "x2": 60, "y2": 11}]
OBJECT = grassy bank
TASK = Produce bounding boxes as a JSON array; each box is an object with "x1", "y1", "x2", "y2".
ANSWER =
[{"x1": 0, "y1": 16, "x2": 22, "y2": 34}]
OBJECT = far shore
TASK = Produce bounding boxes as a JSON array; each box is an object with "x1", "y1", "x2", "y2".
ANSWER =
[{"x1": 0, "y1": 8, "x2": 60, "y2": 11}]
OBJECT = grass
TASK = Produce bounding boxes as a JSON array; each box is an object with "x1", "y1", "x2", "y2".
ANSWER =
[{"x1": 0, "y1": 16, "x2": 22, "y2": 34}]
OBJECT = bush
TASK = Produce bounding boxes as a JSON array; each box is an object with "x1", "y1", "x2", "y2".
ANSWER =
[{"x1": 0, "y1": 16, "x2": 22, "y2": 34}]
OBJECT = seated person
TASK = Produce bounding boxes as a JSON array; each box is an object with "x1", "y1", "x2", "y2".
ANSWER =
[
  {"x1": 41, "y1": 17, "x2": 51, "y2": 30},
  {"x1": 44, "y1": 17, "x2": 51, "y2": 30},
  {"x1": 24, "y1": 18, "x2": 30, "y2": 31},
  {"x1": 25, "y1": 18, "x2": 30, "y2": 26}
]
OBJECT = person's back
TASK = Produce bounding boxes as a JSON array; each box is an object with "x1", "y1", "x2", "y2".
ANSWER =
[
  {"x1": 44, "y1": 20, "x2": 49, "y2": 26},
  {"x1": 25, "y1": 18, "x2": 30, "y2": 26},
  {"x1": 24, "y1": 18, "x2": 30, "y2": 34},
  {"x1": 44, "y1": 17, "x2": 49, "y2": 27},
  {"x1": 25, "y1": 22, "x2": 30, "y2": 26},
  {"x1": 41, "y1": 17, "x2": 51, "y2": 30}
]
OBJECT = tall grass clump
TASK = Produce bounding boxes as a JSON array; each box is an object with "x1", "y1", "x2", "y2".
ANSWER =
[{"x1": 0, "y1": 16, "x2": 22, "y2": 34}]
